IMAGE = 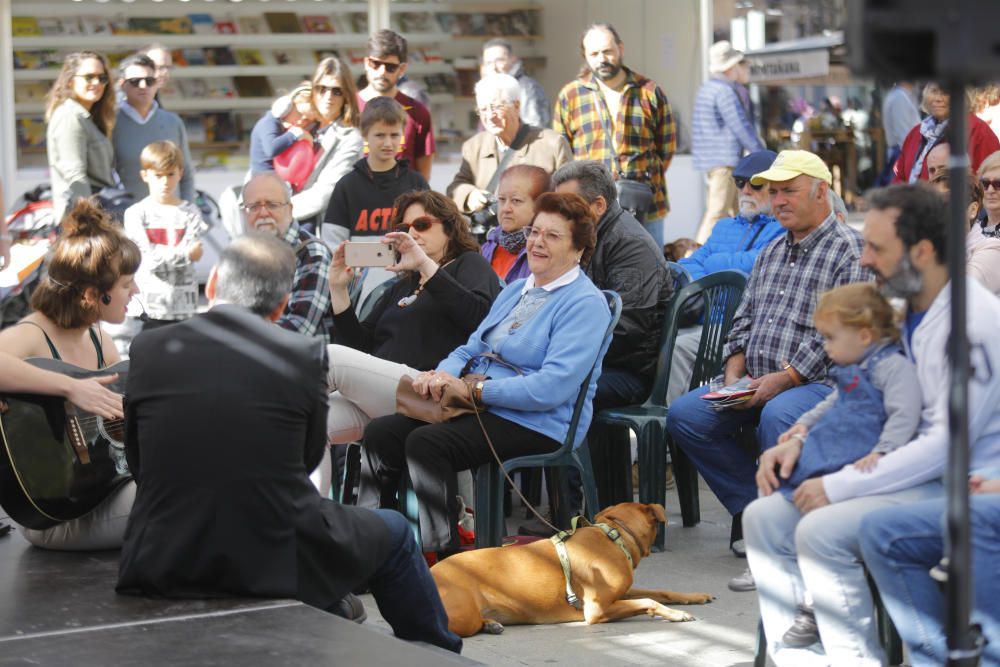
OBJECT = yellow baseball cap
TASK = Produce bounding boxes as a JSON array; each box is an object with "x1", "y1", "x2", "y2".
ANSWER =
[{"x1": 750, "y1": 149, "x2": 833, "y2": 186}]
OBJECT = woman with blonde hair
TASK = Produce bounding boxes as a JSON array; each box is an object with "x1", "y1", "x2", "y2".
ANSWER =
[{"x1": 45, "y1": 51, "x2": 119, "y2": 222}]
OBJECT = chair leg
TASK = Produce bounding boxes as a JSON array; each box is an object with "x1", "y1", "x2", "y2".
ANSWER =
[
  {"x1": 667, "y1": 432, "x2": 701, "y2": 527},
  {"x1": 754, "y1": 618, "x2": 768, "y2": 667},
  {"x1": 339, "y1": 443, "x2": 362, "y2": 505},
  {"x1": 574, "y1": 445, "x2": 600, "y2": 521},
  {"x1": 592, "y1": 423, "x2": 633, "y2": 507},
  {"x1": 400, "y1": 473, "x2": 422, "y2": 550},
  {"x1": 474, "y1": 463, "x2": 504, "y2": 549},
  {"x1": 637, "y1": 422, "x2": 667, "y2": 550}
]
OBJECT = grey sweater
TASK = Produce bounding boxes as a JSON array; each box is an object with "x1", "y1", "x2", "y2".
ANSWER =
[
  {"x1": 112, "y1": 105, "x2": 195, "y2": 202},
  {"x1": 46, "y1": 98, "x2": 117, "y2": 221}
]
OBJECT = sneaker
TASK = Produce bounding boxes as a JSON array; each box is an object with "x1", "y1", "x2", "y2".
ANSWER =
[
  {"x1": 781, "y1": 604, "x2": 820, "y2": 647},
  {"x1": 730, "y1": 538, "x2": 746, "y2": 558},
  {"x1": 330, "y1": 592, "x2": 367, "y2": 624},
  {"x1": 728, "y1": 567, "x2": 756, "y2": 592}
]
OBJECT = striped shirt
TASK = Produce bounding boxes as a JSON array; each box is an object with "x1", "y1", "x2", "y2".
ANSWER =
[
  {"x1": 691, "y1": 77, "x2": 765, "y2": 172},
  {"x1": 279, "y1": 221, "x2": 333, "y2": 342},
  {"x1": 553, "y1": 68, "x2": 676, "y2": 220},
  {"x1": 723, "y1": 214, "x2": 872, "y2": 381}
]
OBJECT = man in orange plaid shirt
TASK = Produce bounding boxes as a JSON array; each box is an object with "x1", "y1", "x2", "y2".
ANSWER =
[{"x1": 554, "y1": 23, "x2": 676, "y2": 246}]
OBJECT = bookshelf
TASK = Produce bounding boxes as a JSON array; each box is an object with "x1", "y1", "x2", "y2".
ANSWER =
[{"x1": 1, "y1": 0, "x2": 544, "y2": 188}]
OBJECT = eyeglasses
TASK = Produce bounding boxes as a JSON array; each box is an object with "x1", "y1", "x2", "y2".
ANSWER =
[
  {"x1": 477, "y1": 102, "x2": 509, "y2": 116},
  {"x1": 395, "y1": 216, "x2": 440, "y2": 233},
  {"x1": 242, "y1": 200, "x2": 290, "y2": 214},
  {"x1": 367, "y1": 58, "x2": 401, "y2": 74},
  {"x1": 315, "y1": 85, "x2": 344, "y2": 98},
  {"x1": 74, "y1": 73, "x2": 109, "y2": 85},
  {"x1": 524, "y1": 226, "x2": 569, "y2": 244},
  {"x1": 980, "y1": 178, "x2": 1000, "y2": 192},
  {"x1": 733, "y1": 177, "x2": 765, "y2": 191},
  {"x1": 124, "y1": 76, "x2": 157, "y2": 88}
]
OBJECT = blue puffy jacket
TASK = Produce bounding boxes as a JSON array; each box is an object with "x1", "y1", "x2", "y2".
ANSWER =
[{"x1": 679, "y1": 213, "x2": 783, "y2": 279}]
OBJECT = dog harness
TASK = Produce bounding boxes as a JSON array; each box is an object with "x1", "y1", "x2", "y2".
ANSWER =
[{"x1": 549, "y1": 516, "x2": 635, "y2": 608}]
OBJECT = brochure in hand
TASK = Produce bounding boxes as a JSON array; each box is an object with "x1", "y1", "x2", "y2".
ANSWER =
[{"x1": 701, "y1": 376, "x2": 756, "y2": 410}]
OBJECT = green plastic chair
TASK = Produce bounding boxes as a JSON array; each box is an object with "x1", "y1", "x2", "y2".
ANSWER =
[
  {"x1": 472, "y1": 290, "x2": 623, "y2": 549},
  {"x1": 593, "y1": 270, "x2": 747, "y2": 548},
  {"x1": 355, "y1": 275, "x2": 400, "y2": 321}
]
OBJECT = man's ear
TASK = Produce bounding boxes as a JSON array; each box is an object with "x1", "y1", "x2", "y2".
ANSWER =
[
  {"x1": 397, "y1": 62, "x2": 409, "y2": 78},
  {"x1": 911, "y1": 238, "x2": 937, "y2": 268},
  {"x1": 205, "y1": 267, "x2": 219, "y2": 303},
  {"x1": 591, "y1": 195, "x2": 609, "y2": 219},
  {"x1": 267, "y1": 294, "x2": 290, "y2": 322}
]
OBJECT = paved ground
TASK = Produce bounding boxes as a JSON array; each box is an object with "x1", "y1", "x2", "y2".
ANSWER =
[{"x1": 361, "y1": 477, "x2": 766, "y2": 667}]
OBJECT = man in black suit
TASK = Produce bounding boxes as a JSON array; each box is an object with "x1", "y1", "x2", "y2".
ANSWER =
[{"x1": 116, "y1": 232, "x2": 461, "y2": 653}]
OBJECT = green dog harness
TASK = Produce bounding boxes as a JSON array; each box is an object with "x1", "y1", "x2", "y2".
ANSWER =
[{"x1": 549, "y1": 516, "x2": 635, "y2": 608}]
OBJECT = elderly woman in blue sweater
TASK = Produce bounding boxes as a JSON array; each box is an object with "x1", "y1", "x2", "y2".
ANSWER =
[{"x1": 359, "y1": 192, "x2": 613, "y2": 554}]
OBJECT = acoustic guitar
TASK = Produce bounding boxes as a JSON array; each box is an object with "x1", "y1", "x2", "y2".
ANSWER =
[{"x1": 0, "y1": 358, "x2": 130, "y2": 530}]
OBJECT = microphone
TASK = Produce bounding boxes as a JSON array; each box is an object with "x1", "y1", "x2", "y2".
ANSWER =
[{"x1": 134, "y1": 295, "x2": 150, "y2": 323}]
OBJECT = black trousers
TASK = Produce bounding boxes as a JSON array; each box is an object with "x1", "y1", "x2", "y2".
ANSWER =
[{"x1": 359, "y1": 412, "x2": 560, "y2": 551}]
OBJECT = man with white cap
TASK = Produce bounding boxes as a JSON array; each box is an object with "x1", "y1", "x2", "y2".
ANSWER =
[
  {"x1": 666, "y1": 150, "x2": 870, "y2": 567},
  {"x1": 692, "y1": 41, "x2": 766, "y2": 243}
]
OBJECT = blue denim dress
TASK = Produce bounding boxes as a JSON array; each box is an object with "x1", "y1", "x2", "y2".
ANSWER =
[{"x1": 780, "y1": 342, "x2": 903, "y2": 498}]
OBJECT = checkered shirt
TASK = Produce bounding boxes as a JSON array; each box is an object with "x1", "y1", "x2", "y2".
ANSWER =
[
  {"x1": 554, "y1": 68, "x2": 676, "y2": 220},
  {"x1": 723, "y1": 214, "x2": 873, "y2": 381},
  {"x1": 279, "y1": 221, "x2": 333, "y2": 342}
]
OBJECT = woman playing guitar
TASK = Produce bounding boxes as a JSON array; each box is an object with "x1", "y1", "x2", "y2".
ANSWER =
[{"x1": 0, "y1": 198, "x2": 140, "y2": 550}]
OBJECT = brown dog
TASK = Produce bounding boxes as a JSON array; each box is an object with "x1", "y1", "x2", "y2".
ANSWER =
[{"x1": 430, "y1": 502, "x2": 713, "y2": 637}]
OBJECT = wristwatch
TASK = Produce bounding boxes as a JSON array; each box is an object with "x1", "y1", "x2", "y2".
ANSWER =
[
  {"x1": 473, "y1": 380, "x2": 486, "y2": 406},
  {"x1": 782, "y1": 363, "x2": 803, "y2": 386}
]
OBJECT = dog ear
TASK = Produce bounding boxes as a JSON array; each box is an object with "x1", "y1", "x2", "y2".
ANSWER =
[{"x1": 646, "y1": 503, "x2": 667, "y2": 524}]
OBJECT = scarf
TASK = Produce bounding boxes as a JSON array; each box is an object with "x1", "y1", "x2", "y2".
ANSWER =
[
  {"x1": 498, "y1": 227, "x2": 527, "y2": 254},
  {"x1": 908, "y1": 116, "x2": 949, "y2": 184}
]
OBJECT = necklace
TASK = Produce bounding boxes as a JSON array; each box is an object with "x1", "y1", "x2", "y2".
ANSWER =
[{"x1": 397, "y1": 282, "x2": 424, "y2": 308}]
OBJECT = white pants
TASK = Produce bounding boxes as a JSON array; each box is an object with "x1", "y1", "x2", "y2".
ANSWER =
[
  {"x1": 744, "y1": 481, "x2": 943, "y2": 667},
  {"x1": 21, "y1": 481, "x2": 135, "y2": 551},
  {"x1": 326, "y1": 344, "x2": 418, "y2": 444}
]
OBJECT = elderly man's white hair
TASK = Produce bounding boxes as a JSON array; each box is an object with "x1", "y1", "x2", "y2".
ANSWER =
[
  {"x1": 828, "y1": 187, "x2": 848, "y2": 222},
  {"x1": 474, "y1": 73, "x2": 521, "y2": 106}
]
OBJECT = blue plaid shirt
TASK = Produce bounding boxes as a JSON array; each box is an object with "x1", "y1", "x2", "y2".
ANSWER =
[
  {"x1": 723, "y1": 214, "x2": 872, "y2": 381},
  {"x1": 278, "y1": 221, "x2": 333, "y2": 342},
  {"x1": 692, "y1": 77, "x2": 765, "y2": 172}
]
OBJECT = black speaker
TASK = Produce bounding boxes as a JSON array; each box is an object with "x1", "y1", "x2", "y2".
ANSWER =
[{"x1": 847, "y1": 0, "x2": 1000, "y2": 81}]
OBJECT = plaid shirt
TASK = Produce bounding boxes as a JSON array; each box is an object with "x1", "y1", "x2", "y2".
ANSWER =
[
  {"x1": 279, "y1": 221, "x2": 333, "y2": 342},
  {"x1": 554, "y1": 68, "x2": 676, "y2": 220},
  {"x1": 723, "y1": 214, "x2": 873, "y2": 382}
]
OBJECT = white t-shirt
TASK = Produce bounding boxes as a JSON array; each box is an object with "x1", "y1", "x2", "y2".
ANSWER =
[{"x1": 596, "y1": 78, "x2": 624, "y2": 153}]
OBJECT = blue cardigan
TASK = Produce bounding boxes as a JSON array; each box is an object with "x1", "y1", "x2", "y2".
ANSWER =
[{"x1": 437, "y1": 272, "x2": 611, "y2": 449}]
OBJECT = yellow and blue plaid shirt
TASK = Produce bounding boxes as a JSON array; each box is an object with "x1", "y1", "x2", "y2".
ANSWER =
[{"x1": 553, "y1": 68, "x2": 676, "y2": 220}]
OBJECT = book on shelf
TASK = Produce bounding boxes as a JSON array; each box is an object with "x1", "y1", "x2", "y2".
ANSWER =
[
  {"x1": 422, "y1": 74, "x2": 457, "y2": 95},
  {"x1": 349, "y1": 13, "x2": 369, "y2": 34},
  {"x1": 178, "y1": 79, "x2": 209, "y2": 99},
  {"x1": 233, "y1": 76, "x2": 274, "y2": 99},
  {"x1": 180, "y1": 114, "x2": 207, "y2": 144},
  {"x1": 204, "y1": 78, "x2": 237, "y2": 98},
  {"x1": 105, "y1": 51, "x2": 134, "y2": 69},
  {"x1": 178, "y1": 48, "x2": 207, "y2": 67},
  {"x1": 315, "y1": 49, "x2": 344, "y2": 64},
  {"x1": 14, "y1": 82, "x2": 50, "y2": 103},
  {"x1": 204, "y1": 47, "x2": 237, "y2": 67},
  {"x1": 11, "y1": 17, "x2": 41, "y2": 37},
  {"x1": 215, "y1": 20, "x2": 238, "y2": 35},
  {"x1": 329, "y1": 15, "x2": 350, "y2": 34},
  {"x1": 436, "y1": 13, "x2": 458, "y2": 36},
  {"x1": 16, "y1": 117, "x2": 47, "y2": 150},
  {"x1": 344, "y1": 48, "x2": 367, "y2": 65},
  {"x1": 484, "y1": 14, "x2": 513, "y2": 36},
  {"x1": 235, "y1": 49, "x2": 266, "y2": 67},
  {"x1": 417, "y1": 47, "x2": 445, "y2": 63},
  {"x1": 398, "y1": 13, "x2": 436, "y2": 34},
  {"x1": 128, "y1": 17, "x2": 193, "y2": 35},
  {"x1": 263, "y1": 12, "x2": 302, "y2": 34},
  {"x1": 509, "y1": 10, "x2": 539, "y2": 36},
  {"x1": 301, "y1": 15, "x2": 335, "y2": 34},
  {"x1": 80, "y1": 16, "x2": 113, "y2": 37},
  {"x1": 203, "y1": 112, "x2": 240, "y2": 143},
  {"x1": 272, "y1": 50, "x2": 315, "y2": 66},
  {"x1": 13, "y1": 50, "x2": 61, "y2": 70},
  {"x1": 38, "y1": 17, "x2": 78, "y2": 36},
  {"x1": 188, "y1": 14, "x2": 215, "y2": 35},
  {"x1": 237, "y1": 16, "x2": 269, "y2": 35}
]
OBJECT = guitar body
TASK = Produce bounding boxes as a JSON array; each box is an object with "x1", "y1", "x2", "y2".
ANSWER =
[{"x1": 0, "y1": 358, "x2": 130, "y2": 530}]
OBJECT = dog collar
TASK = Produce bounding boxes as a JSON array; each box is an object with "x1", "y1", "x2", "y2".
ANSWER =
[{"x1": 550, "y1": 516, "x2": 635, "y2": 608}]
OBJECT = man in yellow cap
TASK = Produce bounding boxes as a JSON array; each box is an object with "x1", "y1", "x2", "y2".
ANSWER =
[{"x1": 666, "y1": 149, "x2": 871, "y2": 580}]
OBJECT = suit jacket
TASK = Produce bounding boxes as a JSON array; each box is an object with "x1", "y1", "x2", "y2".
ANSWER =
[
  {"x1": 446, "y1": 124, "x2": 572, "y2": 212},
  {"x1": 116, "y1": 304, "x2": 391, "y2": 610}
]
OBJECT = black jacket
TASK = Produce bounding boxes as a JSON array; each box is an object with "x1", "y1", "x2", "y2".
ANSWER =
[
  {"x1": 117, "y1": 305, "x2": 392, "y2": 611},
  {"x1": 585, "y1": 201, "x2": 672, "y2": 380}
]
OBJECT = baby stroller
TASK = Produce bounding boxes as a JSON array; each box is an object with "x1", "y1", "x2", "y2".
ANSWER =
[{"x1": 0, "y1": 185, "x2": 58, "y2": 328}]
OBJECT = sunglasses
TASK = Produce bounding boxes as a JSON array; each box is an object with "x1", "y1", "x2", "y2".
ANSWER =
[
  {"x1": 980, "y1": 178, "x2": 1000, "y2": 192},
  {"x1": 733, "y1": 177, "x2": 765, "y2": 191},
  {"x1": 394, "y1": 216, "x2": 440, "y2": 233},
  {"x1": 315, "y1": 84, "x2": 344, "y2": 98},
  {"x1": 75, "y1": 73, "x2": 109, "y2": 85},
  {"x1": 367, "y1": 57, "x2": 401, "y2": 74},
  {"x1": 124, "y1": 76, "x2": 157, "y2": 88}
]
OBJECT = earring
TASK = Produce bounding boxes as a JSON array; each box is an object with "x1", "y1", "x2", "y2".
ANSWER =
[{"x1": 100, "y1": 293, "x2": 112, "y2": 305}]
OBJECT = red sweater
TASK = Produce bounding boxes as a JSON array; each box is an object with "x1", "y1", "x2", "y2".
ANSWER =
[{"x1": 892, "y1": 114, "x2": 1000, "y2": 183}]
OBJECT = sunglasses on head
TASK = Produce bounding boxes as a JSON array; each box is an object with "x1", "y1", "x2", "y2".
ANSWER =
[
  {"x1": 367, "y1": 57, "x2": 401, "y2": 74},
  {"x1": 394, "y1": 216, "x2": 440, "y2": 233},
  {"x1": 315, "y1": 84, "x2": 344, "y2": 97},
  {"x1": 75, "y1": 73, "x2": 109, "y2": 85},
  {"x1": 981, "y1": 178, "x2": 1000, "y2": 192},
  {"x1": 733, "y1": 177, "x2": 764, "y2": 191},
  {"x1": 125, "y1": 76, "x2": 157, "y2": 88}
]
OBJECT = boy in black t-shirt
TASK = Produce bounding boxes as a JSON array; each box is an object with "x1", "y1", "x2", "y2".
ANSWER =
[{"x1": 321, "y1": 97, "x2": 429, "y2": 250}]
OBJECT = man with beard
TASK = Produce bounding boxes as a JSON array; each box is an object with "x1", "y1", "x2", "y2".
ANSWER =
[
  {"x1": 666, "y1": 150, "x2": 870, "y2": 565},
  {"x1": 357, "y1": 30, "x2": 435, "y2": 181},
  {"x1": 745, "y1": 183, "x2": 1000, "y2": 666},
  {"x1": 241, "y1": 173, "x2": 333, "y2": 341},
  {"x1": 554, "y1": 23, "x2": 675, "y2": 246},
  {"x1": 667, "y1": 150, "x2": 784, "y2": 406}
]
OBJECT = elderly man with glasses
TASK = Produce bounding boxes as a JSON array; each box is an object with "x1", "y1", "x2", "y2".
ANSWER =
[
  {"x1": 241, "y1": 172, "x2": 333, "y2": 341},
  {"x1": 112, "y1": 53, "x2": 195, "y2": 203},
  {"x1": 446, "y1": 73, "x2": 571, "y2": 220}
]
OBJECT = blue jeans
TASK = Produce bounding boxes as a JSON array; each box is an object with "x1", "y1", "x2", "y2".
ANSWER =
[
  {"x1": 860, "y1": 496, "x2": 1000, "y2": 667},
  {"x1": 643, "y1": 217, "x2": 664, "y2": 247},
  {"x1": 369, "y1": 510, "x2": 462, "y2": 653},
  {"x1": 665, "y1": 383, "x2": 832, "y2": 516},
  {"x1": 594, "y1": 366, "x2": 650, "y2": 413}
]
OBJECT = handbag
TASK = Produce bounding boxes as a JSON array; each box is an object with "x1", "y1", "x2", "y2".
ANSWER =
[{"x1": 395, "y1": 373, "x2": 486, "y2": 424}]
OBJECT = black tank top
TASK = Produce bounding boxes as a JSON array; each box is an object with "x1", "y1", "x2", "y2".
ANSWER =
[{"x1": 16, "y1": 321, "x2": 106, "y2": 369}]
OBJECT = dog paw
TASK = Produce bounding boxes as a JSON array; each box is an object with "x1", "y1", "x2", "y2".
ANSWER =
[
  {"x1": 665, "y1": 610, "x2": 696, "y2": 622},
  {"x1": 482, "y1": 620, "x2": 505, "y2": 635}
]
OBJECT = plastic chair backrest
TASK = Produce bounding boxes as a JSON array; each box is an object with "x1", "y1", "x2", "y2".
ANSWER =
[
  {"x1": 644, "y1": 269, "x2": 748, "y2": 406},
  {"x1": 356, "y1": 275, "x2": 400, "y2": 321},
  {"x1": 347, "y1": 267, "x2": 368, "y2": 309},
  {"x1": 666, "y1": 261, "x2": 692, "y2": 291}
]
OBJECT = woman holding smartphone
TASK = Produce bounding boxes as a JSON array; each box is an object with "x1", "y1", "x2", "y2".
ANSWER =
[{"x1": 325, "y1": 190, "x2": 501, "y2": 447}]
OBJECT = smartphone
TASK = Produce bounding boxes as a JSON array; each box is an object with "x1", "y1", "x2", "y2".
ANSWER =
[{"x1": 343, "y1": 241, "x2": 396, "y2": 267}]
